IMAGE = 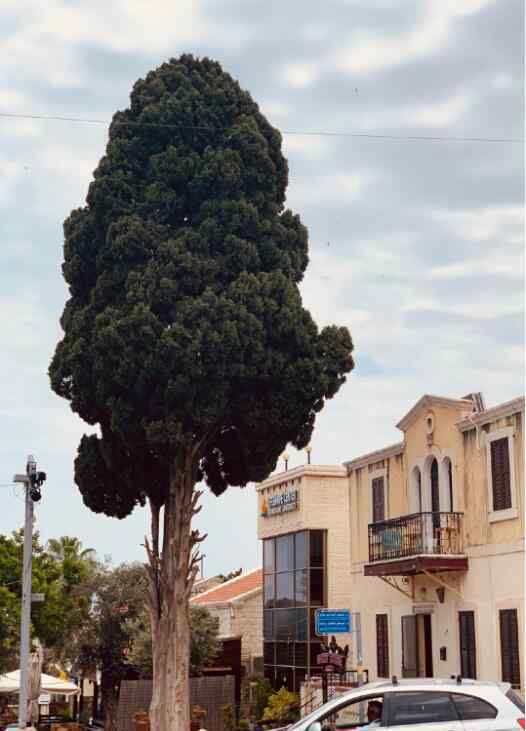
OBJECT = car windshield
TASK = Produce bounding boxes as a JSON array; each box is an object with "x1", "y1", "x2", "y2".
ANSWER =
[
  {"x1": 287, "y1": 692, "x2": 383, "y2": 730},
  {"x1": 287, "y1": 693, "x2": 360, "y2": 730},
  {"x1": 287, "y1": 703, "x2": 328, "y2": 730}
]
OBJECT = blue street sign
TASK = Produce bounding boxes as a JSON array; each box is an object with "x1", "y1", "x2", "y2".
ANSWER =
[{"x1": 315, "y1": 609, "x2": 352, "y2": 635}]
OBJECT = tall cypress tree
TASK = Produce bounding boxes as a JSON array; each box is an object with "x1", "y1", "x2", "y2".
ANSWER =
[{"x1": 50, "y1": 54, "x2": 354, "y2": 729}]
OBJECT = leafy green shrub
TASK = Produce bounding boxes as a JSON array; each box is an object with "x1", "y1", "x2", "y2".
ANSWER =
[
  {"x1": 221, "y1": 703, "x2": 236, "y2": 731},
  {"x1": 252, "y1": 677, "x2": 273, "y2": 721},
  {"x1": 262, "y1": 687, "x2": 300, "y2": 724}
]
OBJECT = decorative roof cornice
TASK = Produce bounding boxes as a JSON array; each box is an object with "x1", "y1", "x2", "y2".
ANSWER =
[
  {"x1": 344, "y1": 442, "x2": 405, "y2": 472},
  {"x1": 396, "y1": 395, "x2": 473, "y2": 432},
  {"x1": 256, "y1": 464, "x2": 347, "y2": 492},
  {"x1": 457, "y1": 396, "x2": 525, "y2": 431}
]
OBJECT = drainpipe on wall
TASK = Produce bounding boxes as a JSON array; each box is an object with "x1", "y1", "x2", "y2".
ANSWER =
[{"x1": 467, "y1": 413, "x2": 483, "y2": 451}]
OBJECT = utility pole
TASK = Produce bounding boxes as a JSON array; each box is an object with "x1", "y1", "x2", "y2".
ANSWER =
[{"x1": 13, "y1": 455, "x2": 46, "y2": 729}]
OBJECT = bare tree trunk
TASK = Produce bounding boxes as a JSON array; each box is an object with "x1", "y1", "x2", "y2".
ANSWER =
[
  {"x1": 145, "y1": 459, "x2": 205, "y2": 731},
  {"x1": 101, "y1": 673, "x2": 119, "y2": 731},
  {"x1": 104, "y1": 697, "x2": 118, "y2": 731}
]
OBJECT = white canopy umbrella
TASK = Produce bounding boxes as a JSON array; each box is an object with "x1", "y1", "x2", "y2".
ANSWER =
[{"x1": 0, "y1": 670, "x2": 80, "y2": 696}]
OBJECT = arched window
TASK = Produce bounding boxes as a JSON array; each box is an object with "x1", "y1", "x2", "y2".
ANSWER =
[
  {"x1": 430, "y1": 458, "x2": 440, "y2": 527},
  {"x1": 442, "y1": 457, "x2": 453, "y2": 512},
  {"x1": 411, "y1": 466, "x2": 422, "y2": 513}
]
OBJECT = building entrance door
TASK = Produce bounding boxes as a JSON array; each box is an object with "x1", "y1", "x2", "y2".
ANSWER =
[{"x1": 402, "y1": 614, "x2": 433, "y2": 678}]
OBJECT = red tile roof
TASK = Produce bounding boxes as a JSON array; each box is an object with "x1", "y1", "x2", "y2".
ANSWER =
[{"x1": 191, "y1": 568, "x2": 262, "y2": 605}]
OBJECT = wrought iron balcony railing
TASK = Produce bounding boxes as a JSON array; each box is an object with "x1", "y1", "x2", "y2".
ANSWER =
[{"x1": 368, "y1": 512, "x2": 463, "y2": 563}]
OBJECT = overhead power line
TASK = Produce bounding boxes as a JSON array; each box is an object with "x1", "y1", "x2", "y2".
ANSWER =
[{"x1": 0, "y1": 111, "x2": 521, "y2": 144}]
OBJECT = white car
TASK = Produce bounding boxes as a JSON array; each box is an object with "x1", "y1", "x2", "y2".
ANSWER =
[{"x1": 285, "y1": 678, "x2": 525, "y2": 731}]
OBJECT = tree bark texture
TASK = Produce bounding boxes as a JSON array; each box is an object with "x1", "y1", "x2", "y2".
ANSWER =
[
  {"x1": 145, "y1": 459, "x2": 205, "y2": 731},
  {"x1": 101, "y1": 673, "x2": 119, "y2": 731}
]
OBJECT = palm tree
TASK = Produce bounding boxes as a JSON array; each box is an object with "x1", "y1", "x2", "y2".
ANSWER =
[{"x1": 47, "y1": 537, "x2": 96, "y2": 563}]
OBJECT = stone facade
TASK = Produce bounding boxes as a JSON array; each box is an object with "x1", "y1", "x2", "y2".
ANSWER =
[
  {"x1": 347, "y1": 395, "x2": 524, "y2": 689},
  {"x1": 231, "y1": 590, "x2": 263, "y2": 663},
  {"x1": 190, "y1": 569, "x2": 263, "y2": 674},
  {"x1": 256, "y1": 393, "x2": 525, "y2": 693}
]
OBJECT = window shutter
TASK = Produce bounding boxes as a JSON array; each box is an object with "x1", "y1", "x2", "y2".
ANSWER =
[
  {"x1": 500, "y1": 609, "x2": 521, "y2": 688},
  {"x1": 401, "y1": 615, "x2": 418, "y2": 678},
  {"x1": 491, "y1": 438, "x2": 511, "y2": 511},
  {"x1": 376, "y1": 614, "x2": 389, "y2": 678},
  {"x1": 372, "y1": 477, "x2": 385, "y2": 523},
  {"x1": 458, "y1": 611, "x2": 477, "y2": 679}
]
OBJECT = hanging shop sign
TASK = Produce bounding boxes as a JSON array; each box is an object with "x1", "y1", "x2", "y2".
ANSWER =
[{"x1": 261, "y1": 488, "x2": 299, "y2": 517}]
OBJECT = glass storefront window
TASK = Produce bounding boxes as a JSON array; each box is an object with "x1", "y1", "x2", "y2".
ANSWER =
[
  {"x1": 264, "y1": 610, "x2": 273, "y2": 640},
  {"x1": 295, "y1": 642, "x2": 308, "y2": 666},
  {"x1": 263, "y1": 529, "x2": 327, "y2": 693},
  {"x1": 296, "y1": 608, "x2": 308, "y2": 641},
  {"x1": 264, "y1": 574, "x2": 275, "y2": 609},
  {"x1": 294, "y1": 531, "x2": 308, "y2": 570},
  {"x1": 295, "y1": 569, "x2": 308, "y2": 606},
  {"x1": 276, "y1": 571, "x2": 294, "y2": 607},
  {"x1": 264, "y1": 642, "x2": 275, "y2": 665},
  {"x1": 264, "y1": 538, "x2": 275, "y2": 574},
  {"x1": 310, "y1": 530, "x2": 324, "y2": 567},
  {"x1": 310, "y1": 568, "x2": 324, "y2": 606},
  {"x1": 277, "y1": 667, "x2": 294, "y2": 692},
  {"x1": 276, "y1": 534, "x2": 294, "y2": 572},
  {"x1": 276, "y1": 642, "x2": 295, "y2": 666},
  {"x1": 274, "y1": 608, "x2": 297, "y2": 641},
  {"x1": 294, "y1": 668, "x2": 307, "y2": 693}
]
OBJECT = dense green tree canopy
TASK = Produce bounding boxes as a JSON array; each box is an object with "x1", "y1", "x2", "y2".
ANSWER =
[
  {"x1": 0, "y1": 532, "x2": 95, "y2": 673},
  {"x1": 129, "y1": 604, "x2": 219, "y2": 678},
  {"x1": 74, "y1": 562, "x2": 147, "y2": 678},
  {"x1": 49, "y1": 53, "x2": 354, "y2": 516}
]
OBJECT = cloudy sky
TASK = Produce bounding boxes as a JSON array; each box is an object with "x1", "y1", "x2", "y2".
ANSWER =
[{"x1": 1, "y1": 0, "x2": 523, "y2": 576}]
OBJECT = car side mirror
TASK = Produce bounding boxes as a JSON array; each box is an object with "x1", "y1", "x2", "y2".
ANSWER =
[{"x1": 307, "y1": 723, "x2": 322, "y2": 731}]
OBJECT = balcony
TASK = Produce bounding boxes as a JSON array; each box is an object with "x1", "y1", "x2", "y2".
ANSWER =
[{"x1": 364, "y1": 512, "x2": 468, "y2": 577}]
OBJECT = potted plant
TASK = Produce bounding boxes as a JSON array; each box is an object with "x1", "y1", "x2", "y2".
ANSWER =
[
  {"x1": 191, "y1": 704, "x2": 207, "y2": 731},
  {"x1": 134, "y1": 709, "x2": 150, "y2": 731}
]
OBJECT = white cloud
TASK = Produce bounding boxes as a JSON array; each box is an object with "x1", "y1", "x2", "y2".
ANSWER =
[
  {"x1": 287, "y1": 171, "x2": 375, "y2": 209},
  {"x1": 280, "y1": 62, "x2": 321, "y2": 89},
  {"x1": 333, "y1": 0, "x2": 492, "y2": 76},
  {"x1": 0, "y1": 0, "x2": 522, "y2": 575},
  {"x1": 6, "y1": 0, "x2": 235, "y2": 56},
  {"x1": 411, "y1": 92, "x2": 473, "y2": 127},
  {"x1": 0, "y1": 89, "x2": 30, "y2": 109},
  {"x1": 260, "y1": 99, "x2": 291, "y2": 123},
  {"x1": 0, "y1": 159, "x2": 24, "y2": 204},
  {"x1": 432, "y1": 205, "x2": 524, "y2": 241},
  {"x1": 491, "y1": 72, "x2": 515, "y2": 90},
  {"x1": 283, "y1": 134, "x2": 334, "y2": 160}
]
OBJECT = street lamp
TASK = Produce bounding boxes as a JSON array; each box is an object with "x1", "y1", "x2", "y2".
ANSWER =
[
  {"x1": 305, "y1": 445, "x2": 312, "y2": 464},
  {"x1": 282, "y1": 452, "x2": 289, "y2": 471},
  {"x1": 13, "y1": 455, "x2": 47, "y2": 729}
]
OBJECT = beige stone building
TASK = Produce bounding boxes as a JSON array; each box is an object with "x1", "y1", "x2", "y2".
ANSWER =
[
  {"x1": 256, "y1": 392, "x2": 525, "y2": 694},
  {"x1": 191, "y1": 568, "x2": 263, "y2": 675},
  {"x1": 257, "y1": 465, "x2": 350, "y2": 691}
]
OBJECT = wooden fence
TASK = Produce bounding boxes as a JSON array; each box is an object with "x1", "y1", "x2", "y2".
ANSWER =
[{"x1": 117, "y1": 676, "x2": 236, "y2": 731}]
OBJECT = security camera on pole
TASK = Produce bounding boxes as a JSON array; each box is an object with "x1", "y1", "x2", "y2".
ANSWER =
[{"x1": 13, "y1": 455, "x2": 46, "y2": 729}]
